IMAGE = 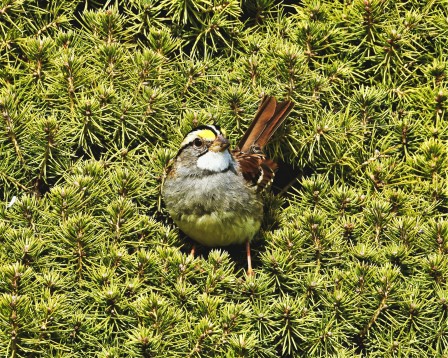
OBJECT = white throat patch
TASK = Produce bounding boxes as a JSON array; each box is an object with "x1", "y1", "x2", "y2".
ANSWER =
[{"x1": 197, "y1": 150, "x2": 232, "y2": 172}]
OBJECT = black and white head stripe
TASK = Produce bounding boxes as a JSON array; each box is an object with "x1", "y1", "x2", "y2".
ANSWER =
[
  {"x1": 179, "y1": 124, "x2": 223, "y2": 149},
  {"x1": 190, "y1": 124, "x2": 221, "y2": 135}
]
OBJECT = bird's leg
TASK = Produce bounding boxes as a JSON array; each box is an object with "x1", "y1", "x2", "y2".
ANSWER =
[
  {"x1": 246, "y1": 241, "x2": 253, "y2": 276},
  {"x1": 190, "y1": 244, "x2": 196, "y2": 257}
]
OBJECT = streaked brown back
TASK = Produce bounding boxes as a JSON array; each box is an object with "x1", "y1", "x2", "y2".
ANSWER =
[{"x1": 235, "y1": 95, "x2": 293, "y2": 192}]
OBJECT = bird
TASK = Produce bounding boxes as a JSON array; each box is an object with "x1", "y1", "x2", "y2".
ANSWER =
[{"x1": 162, "y1": 95, "x2": 293, "y2": 275}]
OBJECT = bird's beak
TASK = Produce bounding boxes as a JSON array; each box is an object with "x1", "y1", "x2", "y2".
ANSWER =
[{"x1": 209, "y1": 134, "x2": 230, "y2": 152}]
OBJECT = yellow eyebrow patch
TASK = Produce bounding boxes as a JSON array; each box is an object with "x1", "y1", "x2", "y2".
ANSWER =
[{"x1": 197, "y1": 129, "x2": 216, "y2": 140}]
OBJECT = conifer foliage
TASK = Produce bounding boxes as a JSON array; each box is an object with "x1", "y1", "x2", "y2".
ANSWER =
[{"x1": 1, "y1": 0, "x2": 448, "y2": 356}]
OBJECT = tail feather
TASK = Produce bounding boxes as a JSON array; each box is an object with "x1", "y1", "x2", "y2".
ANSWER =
[{"x1": 238, "y1": 96, "x2": 294, "y2": 153}]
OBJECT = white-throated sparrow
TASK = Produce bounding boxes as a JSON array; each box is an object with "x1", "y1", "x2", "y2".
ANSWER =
[{"x1": 162, "y1": 96, "x2": 293, "y2": 275}]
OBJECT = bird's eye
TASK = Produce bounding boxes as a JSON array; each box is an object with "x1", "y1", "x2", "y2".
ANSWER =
[{"x1": 193, "y1": 138, "x2": 203, "y2": 147}]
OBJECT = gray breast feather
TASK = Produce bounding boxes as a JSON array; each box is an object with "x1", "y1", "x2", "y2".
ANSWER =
[
  {"x1": 163, "y1": 169, "x2": 263, "y2": 246},
  {"x1": 164, "y1": 170, "x2": 262, "y2": 216}
]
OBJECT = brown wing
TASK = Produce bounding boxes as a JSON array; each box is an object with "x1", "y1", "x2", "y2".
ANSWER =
[
  {"x1": 232, "y1": 150, "x2": 277, "y2": 193},
  {"x1": 238, "y1": 96, "x2": 294, "y2": 153}
]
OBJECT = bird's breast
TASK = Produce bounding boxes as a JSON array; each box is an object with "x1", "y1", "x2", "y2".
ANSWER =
[
  {"x1": 163, "y1": 169, "x2": 263, "y2": 246},
  {"x1": 173, "y1": 210, "x2": 261, "y2": 246}
]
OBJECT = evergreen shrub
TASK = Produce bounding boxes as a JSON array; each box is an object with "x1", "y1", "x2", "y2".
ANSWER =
[{"x1": 1, "y1": 0, "x2": 447, "y2": 356}]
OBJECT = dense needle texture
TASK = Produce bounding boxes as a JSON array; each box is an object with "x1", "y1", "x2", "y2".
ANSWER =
[{"x1": 1, "y1": 0, "x2": 448, "y2": 356}]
